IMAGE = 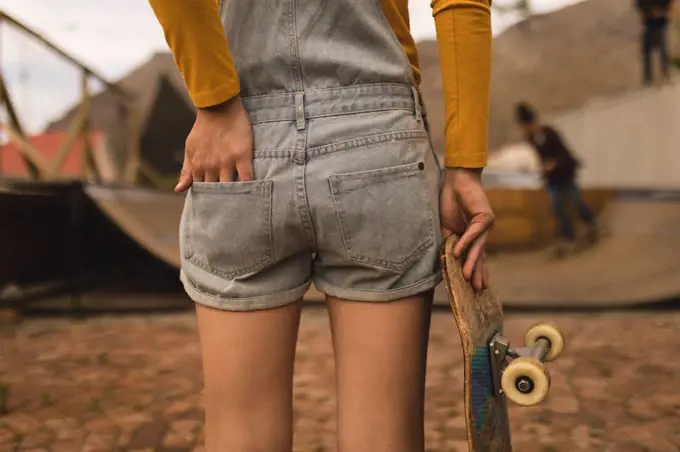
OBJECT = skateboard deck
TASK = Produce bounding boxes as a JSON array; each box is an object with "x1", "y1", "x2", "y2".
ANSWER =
[{"x1": 441, "y1": 236, "x2": 512, "y2": 452}]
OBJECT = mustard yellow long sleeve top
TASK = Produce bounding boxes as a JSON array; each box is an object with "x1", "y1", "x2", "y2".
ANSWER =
[{"x1": 148, "y1": 0, "x2": 491, "y2": 168}]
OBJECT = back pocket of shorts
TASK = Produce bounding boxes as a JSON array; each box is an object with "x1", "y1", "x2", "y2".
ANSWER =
[
  {"x1": 329, "y1": 161, "x2": 435, "y2": 272},
  {"x1": 183, "y1": 180, "x2": 273, "y2": 279}
]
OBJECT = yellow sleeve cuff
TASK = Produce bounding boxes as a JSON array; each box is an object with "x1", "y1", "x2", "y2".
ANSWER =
[
  {"x1": 192, "y1": 82, "x2": 241, "y2": 109},
  {"x1": 444, "y1": 152, "x2": 488, "y2": 168}
]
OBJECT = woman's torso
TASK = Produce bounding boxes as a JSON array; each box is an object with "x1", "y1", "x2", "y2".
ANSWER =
[{"x1": 218, "y1": 0, "x2": 421, "y2": 96}]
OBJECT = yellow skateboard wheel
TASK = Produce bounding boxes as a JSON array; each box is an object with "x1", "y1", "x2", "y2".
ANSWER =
[
  {"x1": 502, "y1": 357, "x2": 551, "y2": 407},
  {"x1": 524, "y1": 323, "x2": 564, "y2": 362}
]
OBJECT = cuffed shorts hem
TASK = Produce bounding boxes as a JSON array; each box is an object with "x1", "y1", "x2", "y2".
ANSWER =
[
  {"x1": 313, "y1": 271, "x2": 442, "y2": 302},
  {"x1": 180, "y1": 270, "x2": 312, "y2": 312}
]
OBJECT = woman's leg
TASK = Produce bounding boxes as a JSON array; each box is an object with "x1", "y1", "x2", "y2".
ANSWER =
[
  {"x1": 196, "y1": 301, "x2": 302, "y2": 452},
  {"x1": 328, "y1": 292, "x2": 433, "y2": 452},
  {"x1": 547, "y1": 185, "x2": 575, "y2": 241},
  {"x1": 566, "y1": 181, "x2": 595, "y2": 225}
]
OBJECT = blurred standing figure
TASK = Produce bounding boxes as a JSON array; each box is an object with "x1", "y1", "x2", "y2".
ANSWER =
[
  {"x1": 514, "y1": 103, "x2": 598, "y2": 251},
  {"x1": 635, "y1": 0, "x2": 675, "y2": 85}
]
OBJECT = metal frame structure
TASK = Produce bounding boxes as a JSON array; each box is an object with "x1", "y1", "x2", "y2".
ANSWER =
[{"x1": 0, "y1": 10, "x2": 142, "y2": 185}]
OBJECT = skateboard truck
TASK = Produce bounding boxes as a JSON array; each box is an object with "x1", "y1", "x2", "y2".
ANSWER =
[{"x1": 488, "y1": 324, "x2": 564, "y2": 407}]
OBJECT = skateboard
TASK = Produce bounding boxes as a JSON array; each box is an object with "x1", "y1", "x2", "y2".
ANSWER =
[{"x1": 441, "y1": 235, "x2": 565, "y2": 452}]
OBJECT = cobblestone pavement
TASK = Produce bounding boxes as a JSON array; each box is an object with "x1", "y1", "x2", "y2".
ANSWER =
[{"x1": 1, "y1": 307, "x2": 679, "y2": 452}]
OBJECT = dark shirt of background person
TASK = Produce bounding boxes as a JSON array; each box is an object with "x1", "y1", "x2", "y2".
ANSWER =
[
  {"x1": 525, "y1": 126, "x2": 580, "y2": 189},
  {"x1": 636, "y1": 0, "x2": 672, "y2": 26}
]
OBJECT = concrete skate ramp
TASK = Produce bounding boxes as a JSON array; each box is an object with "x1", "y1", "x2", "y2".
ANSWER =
[
  {"x1": 85, "y1": 185, "x2": 680, "y2": 308},
  {"x1": 476, "y1": 195, "x2": 680, "y2": 307}
]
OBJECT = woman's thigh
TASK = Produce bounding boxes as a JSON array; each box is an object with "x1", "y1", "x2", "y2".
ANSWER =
[
  {"x1": 327, "y1": 292, "x2": 433, "y2": 452},
  {"x1": 196, "y1": 301, "x2": 302, "y2": 451}
]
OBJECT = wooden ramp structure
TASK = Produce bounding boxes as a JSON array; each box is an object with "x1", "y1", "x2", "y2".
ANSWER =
[
  {"x1": 85, "y1": 185, "x2": 680, "y2": 309},
  {"x1": 0, "y1": 11, "x2": 141, "y2": 185},
  {"x1": 0, "y1": 11, "x2": 183, "y2": 192}
]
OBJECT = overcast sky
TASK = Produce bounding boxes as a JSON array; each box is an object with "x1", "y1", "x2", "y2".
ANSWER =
[{"x1": 0, "y1": 0, "x2": 582, "y2": 132}]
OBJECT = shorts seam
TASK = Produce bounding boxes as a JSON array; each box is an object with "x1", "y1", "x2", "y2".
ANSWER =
[
  {"x1": 186, "y1": 255, "x2": 273, "y2": 280},
  {"x1": 344, "y1": 238, "x2": 434, "y2": 272},
  {"x1": 181, "y1": 270, "x2": 311, "y2": 311},
  {"x1": 308, "y1": 129, "x2": 427, "y2": 158},
  {"x1": 250, "y1": 129, "x2": 428, "y2": 161},
  {"x1": 305, "y1": 106, "x2": 414, "y2": 121},
  {"x1": 241, "y1": 82, "x2": 413, "y2": 101},
  {"x1": 308, "y1": 130, "x2": 428, "y2": 159},
  {"x1": 313, "y1": 271, "x2": 442, "y2": 302},
  {"x1": 253, "y1": 149, "x2": 296, "y2": 159},
  {"x1": 244, "y1": 83, "x2": 416, "y2": 124}
]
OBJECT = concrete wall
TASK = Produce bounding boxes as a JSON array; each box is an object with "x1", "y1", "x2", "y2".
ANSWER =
[{"x1": 550, "y1": 79, "x2": 680, "y2": 189}]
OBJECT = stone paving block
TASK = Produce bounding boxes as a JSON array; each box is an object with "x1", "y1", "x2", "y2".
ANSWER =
[
  {"x1": 546, "y1": 395, "x2": 580, "y2": 414},
  {"x1": 127, "y1": 420, "x2": 168, "y2": 450},
  {"x1": 163, "y1": 426, "x2": 197, "y2": 449},
  {"x1": 44, "y1": 417, "x2": 78, "y2": 433},
  {"x1": 165, "y1": 400, "x2": 195, "y2": 419},
  {"x1": 0, "y1": 309, "x2": 679, "y2": 450},
  {"x1": 56, "y1": 427, "x2": 86, "y2": 442},
  {"x1": 1, "y1": 413, "x2": 41, "y2": 435},
  {"x1": 162, "y1": 429, "x2": 195, "y2": 450},
  {"x1": 82, "y1": 428, "x2": 120, "y2": 451},
  {"x1": 51, "y1": 439, "x2": 85, "y2": 452},
  {"x1": 0, "y1": 428, "x2": 13, "y2": 445},
  {"x1": 17, "y1": 430, "x2": 54, "y2": 449}
]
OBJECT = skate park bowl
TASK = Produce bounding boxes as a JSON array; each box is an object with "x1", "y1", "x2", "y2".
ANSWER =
[
  {"x1": 71, "y1": 184, "x2": 680, "y2": 310},
  {"x1": 466, "y1": 190, "x2": 680, "y2": 307}
]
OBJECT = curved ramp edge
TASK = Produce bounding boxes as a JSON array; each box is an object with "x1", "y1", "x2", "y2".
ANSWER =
[
  {"x1": 85, "y1": 185, "x2": 183, "y2": 269},
  {"x1": 470, "y1": 199, "x2": 680, "y2": 308},
  {"x1": 84, "y1": 185, "x2": 680, "y2": 308}
]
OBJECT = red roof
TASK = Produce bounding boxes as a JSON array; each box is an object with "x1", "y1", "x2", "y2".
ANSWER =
[{"x1": 0, "y1": 130, "x2": 104, "y2": 179}]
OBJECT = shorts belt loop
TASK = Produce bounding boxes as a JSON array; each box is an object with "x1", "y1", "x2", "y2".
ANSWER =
[
  {"x1": 411, "y1": 85, "x2": 422, "y2": 122},
  {"x1": 295, "y1": 92, "x2": 306, "y2": 131}
]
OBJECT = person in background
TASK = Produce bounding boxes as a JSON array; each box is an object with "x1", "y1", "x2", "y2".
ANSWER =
[
  {"x1": 147, "y1": 0, "x2": 495, "y2": 451},
  {"x1": 514, "y1": 103, "x2": 598, "y2": 253},
  {"x1": 635, "y1": 0, "x2": 676, "y2": 85}
]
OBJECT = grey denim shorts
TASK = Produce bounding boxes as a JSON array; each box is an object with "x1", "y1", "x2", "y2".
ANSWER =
[{"x1": 179, "y1": 83, "x2": 443, "y2": 311}]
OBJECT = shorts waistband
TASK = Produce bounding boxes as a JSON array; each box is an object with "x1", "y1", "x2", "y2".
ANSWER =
[{"x1": 242, "y1": 83, "x2": 421, "y2": 126}]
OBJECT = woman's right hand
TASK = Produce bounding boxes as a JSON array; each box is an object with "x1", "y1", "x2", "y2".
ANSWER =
[
  {"x1": 439, "y1": 168, "x2": 495, "y2": 291},
  {"x1": 176, "y1": 95, "x2": 254, "y2": 192}
]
